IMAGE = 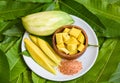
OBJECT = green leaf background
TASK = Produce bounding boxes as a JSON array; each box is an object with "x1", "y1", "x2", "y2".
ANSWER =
[{"x1": 0, "y1": 0, "x2": 120, "y2": 83}]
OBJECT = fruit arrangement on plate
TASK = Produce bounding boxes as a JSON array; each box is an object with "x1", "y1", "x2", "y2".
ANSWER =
[{"x1": 21, "y1": 11, "x2": 98, "y2": 81}]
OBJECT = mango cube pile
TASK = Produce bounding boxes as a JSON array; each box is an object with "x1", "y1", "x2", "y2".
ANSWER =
[{"x1": 55, "y1": 27, "x2": 86, "y2": 55}]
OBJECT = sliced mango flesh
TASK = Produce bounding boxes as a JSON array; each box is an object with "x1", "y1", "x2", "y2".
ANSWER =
[{"x1": 24, "y1": 38, "x2": 56, "y2": 74}]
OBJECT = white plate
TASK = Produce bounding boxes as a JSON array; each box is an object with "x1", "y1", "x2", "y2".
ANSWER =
[{"x1": 21, "y1": 15, "x2": 99, "y2": 81}]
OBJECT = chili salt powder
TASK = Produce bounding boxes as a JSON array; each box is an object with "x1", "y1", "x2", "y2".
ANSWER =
[{"x1": 59, "y1": 60, "x2": 82, "y2": 75}]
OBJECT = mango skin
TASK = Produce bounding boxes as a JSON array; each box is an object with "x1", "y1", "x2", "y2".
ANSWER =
[{"x1": 22, "y1": 11, "x2": 74, "y2": 36}]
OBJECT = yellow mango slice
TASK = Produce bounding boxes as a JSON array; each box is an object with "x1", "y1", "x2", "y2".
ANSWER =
[
  {"x1": 37, "y1": 38, "x2": 61, "y2": 65},
  {"x1": 59, "y1": 48, "x2": 69, "y2": 54},
  {"x1": 67, "y1": 44, "x2": 77, "y2": 51},
  {"x1": 69, "y1": 50, "x2": 78, "y2": 55},
  {"x1": 69, "y1": 27, "x2": 81, "y2": 38},
  {"x1": 63, "y1": 28, "x2": 70, "y2": 33},
  {"x1": 30, "y1": 35, "x2": 61, "y2": 62},
  {"x1": 24, "y1": 38, "x2": 56, "y2": 74},
  {"x1": 29, "y1": 35, "x2": 38, "y2": 44},
  {"x1": 56, "y1": 33, "x2": 63, "y2": 44},
  {"x1": 57, "y1": 43, "x2": 65, "y2": 49},
  {"x1": 78, "y1": 43, "x2": 85, "y2": 51},
  {"x1": 78, "y1": 32, "x2": 85, "y2": 44},
  {"x1": 62, "y1": 33, "x2": 70, "y2": 42},
  {"x1": 65, "y1": 37, "x2": 79, "y2": 45},
  {"x1": 45, "y1": 42, "x2": 62, "y2": 62},
  {"x1": 67, "y1": 44, "x2": 77, "y2": 55}
]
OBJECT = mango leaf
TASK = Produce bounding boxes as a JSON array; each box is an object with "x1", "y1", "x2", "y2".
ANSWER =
[
  {"x1": 0, "y1": 0, "x2": 42, "y2": 20},
  {"x1": 0, "y1": 36, "x2": 18, "y2": 52},
  {"x1": 23, "y1": 69, "x2": 32, "y2": 83},
  {"x1": 109, "y1": 63, "x2": 120, "y2": 83},
  {"x1": 75, "y1": 0, "x2": 120, "y2": 37},
  {"x1": 42, "y1": 1, "x2": 60, "y2": 11},
  {"x1": 16, "y1": 0, "x2": 52, "y2": 3},
  {"x1": 10, "y1": 73, "x2": 23, "y2": 83},
  {"x1": 3, "y1": 25, "x2": 24, "y2": 37},
  {"x1": 6, "y1": 38, "x2": 22, "y2": 70},
  {"x1": 97, "y1": 15, "x2": 120, "y2": 37},
  {"x1": 0, "y1": 50, "x2": 10, "y2": 83},
  {"x1": 0, "y1": 1, "x2": 6, "y2": 11},
  {"x1": 75, "y1": 38, "x2": 120, "y2": 83},
  {"x1": 0, "y1": 21, "x2": 12, "y2": 33},
  {"x1": 108, "y1": 0, "x2": 120, "y2": 4},
  {"x1": 75, "y1": 0, "x2": 120, "y2": 23},
  {"x1": 5, "y1": 38, "x2": 27, "y2": 81},
  {"x1": 32, "y1": 72, "x2": 46, "y2": 83},
  {"x1": 22, "y1": 50, "x2": 31, "y2": 57},
  {"x1": 59, "y1": 0, "x2": 105, "y2": 37},
  {"x1": 10, "y1": 56, "x2": 27, "y2": 81}
]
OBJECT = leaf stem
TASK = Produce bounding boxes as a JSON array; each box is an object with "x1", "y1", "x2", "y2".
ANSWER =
[{"x1": 88, "y1": 44, "x2": 99, "y2": 47}]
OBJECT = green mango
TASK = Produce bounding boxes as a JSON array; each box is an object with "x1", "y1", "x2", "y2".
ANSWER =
[{"x1": 22, "y1": 11, "x2": 74, "y2": 36}]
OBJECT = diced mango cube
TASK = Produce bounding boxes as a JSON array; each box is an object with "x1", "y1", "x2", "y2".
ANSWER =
[
  {"x1": 63, "y1": 28, "x2": 70, "y2": 33},
  {"x1": 65, "y1": 37, "x2": 79, "y2": 45},
  {"x1": 56, "y1": 33, "x2": 63, "y2": 44},
  {"x1": 69, "y1": 50, "x2": 78, "y2": 55},
  {"x1": 59, "y1": 48, "x2": 69, "y2": 54},
  {"x1": 57, "y1": 43, "x2": 65, "y2": 49},
  {"x1": 67, "y1": 44, "x2": 78, "y2": 55},
  {"x1": 62, "y1": 33, "x2": 70, "y2": 42},
  {"x1": 78, "y1": 32, "x2": 85, "y2": 44},
  {"x1": 67, "y1": 44, "x2": 77, "y2": 51},
  {"x1": 78, "y1": 44, "x2": 85, "y2": 51},
  {"x1": 69, "y1": 27, "x2": 81, "y2": 38}
]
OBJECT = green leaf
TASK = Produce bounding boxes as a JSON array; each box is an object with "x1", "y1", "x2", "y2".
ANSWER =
[
  {"x1": 108, "y1": 0, "x2": 120, "y2": 4},
  {"x1": 59, "y1": 0, "x2": 105, "y2": 37},
  {"x1": 0, "y1": 49, "x2": 10, "y2": 83},
  {"x1": 10, "y1": 57, "x2": 27, "y2": 81},
  {"x1": 0, "y1": 20, "x2": 17, "y2": 33},
  {"x1": 23, "y1": 69, "x2": 32, "y2": 83},
  {"x1": 109, "y1": 63, "x2": 120, "y2": 83},
  {"x1": 97, "y1": 15, "x2": 120, "y2": 37},
  {"x1": 32, "y1": 72, "x2": 46, "y2": 83},
  {"x1": 75, "y1": 0, "x2": 120, "y2": 37},
  {"x1": 0, "y1": 36, "x2": 18, "y2": 52},
  {"x1": 76, "y1": 38, "x2": 120, "y2": 83},
  {"x1": 42, "y1": 1, "x2": 60, "y2": 11},
  {"x1": 3, "y1": 25, "x2": 24, "y2": 37},
  {"x1": 22, "y1": 50, "x2": 31, "y2": 57},
  {"x1": 10, "y1": 73, "x2": 23, "y2": 83},
  {"x1": 0, "y1": 1, "x2": 6, "y2": 11},
  {"x1": 0, "y1": 1, "x2": 41, "y2": 20},
  {"x1": 75, "y1": 0, "x2": 120, "y2": 23},
  {"x1": 5, "y1": 38, "x2": 27, "y2": 81},
  {"x1": 16, "y1": 0, "x2": 52, "y2": 3},
  {"x1": 6, "y1": 38, "x2": 22, "y2": 70}
]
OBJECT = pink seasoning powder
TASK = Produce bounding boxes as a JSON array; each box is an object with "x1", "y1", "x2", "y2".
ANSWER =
[{"x1": 59, "y1": 60, "x2": 82, "y2": 75}]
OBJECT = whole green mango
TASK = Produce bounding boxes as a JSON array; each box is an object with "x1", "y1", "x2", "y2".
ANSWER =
[{"x1": 22, "y1": 11, "x2": 74, "y2": 36}]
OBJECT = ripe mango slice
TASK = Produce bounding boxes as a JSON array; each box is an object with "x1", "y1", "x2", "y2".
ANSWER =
[
  {"x1": 29, "y1": 35, "x2": 61, "y2": 64},
  {"x1": 62, "y1": 33, "x2": 70, "y2": 42},
  {"x1": 65, "y1": 37, "x2": 79, "y2": 45},
  {"x1": 69, "y1": 28, "x2": 81, "y2": 38},
  {"x1": 63, "y1": 28, "x2": 70, "y2": 33},
  {"x1": 37, "y1": 38, "x2": 61, "y2": 65},
  {"x1": 78, "y1": 43, "x2": 85, "y2": 52},
  {"x1": 55, "y1": 33, "x2": 63, "y2": 44},
  {"x1": 24, "y1": 38, "x2": 56, "y2": 74},
  {"x1": 78, "y1": 32, "x2": 85, "y2": 44},
  {"x1": 58, "y1": 48, "x2": 69, "y2": 54},
  {"x1": 29, "y1": 35, "x2": 37, "y2": 44}
]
